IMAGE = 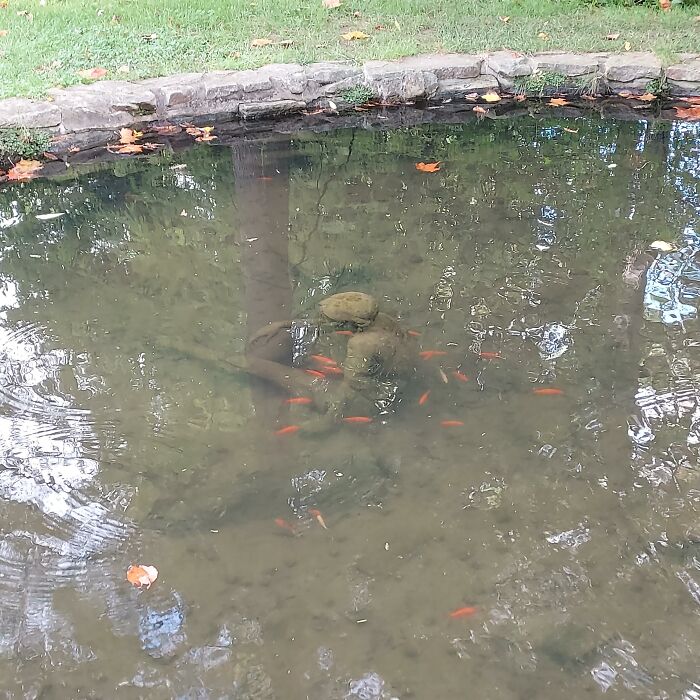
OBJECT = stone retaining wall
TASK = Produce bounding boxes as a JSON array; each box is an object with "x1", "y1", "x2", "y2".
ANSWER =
[{"x1": 0, "y1": 51, "x2": 697, "y2": 134}]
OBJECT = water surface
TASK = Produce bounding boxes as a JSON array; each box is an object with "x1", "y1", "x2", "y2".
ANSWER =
[{"x1": 0, "y1": 113, "x2": 699, "y2": 699}]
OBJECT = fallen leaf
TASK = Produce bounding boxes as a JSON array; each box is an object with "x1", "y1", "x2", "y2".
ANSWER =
[
  {"x1": 649, "y1": 240, "x2": 674, "y2": 252},
  {"x1": 638, "y1": 93, "x2": 656, "y2": 102},
  {"x1": 619, "y1": 90, "x2": 633, "y2": 98},
  {"x1": 352, "y1": 10, "x2": 361, "y2": 17},
  {"x1": 605, "y1": 33, "x2": 620, "y2": 40},
  {"x1": 498, "y1": 15, "x2": 510, "y2": 23},
  {"x1": 77, "y1": 67, "x2": 107, "y2": 80},
  {"x1": 473, "y1": 105, "x2": 488, "y2": 114},
  {"x1": 681, "y1": 96, "x2": 700, "y2": 105},
  {"x1": 674, "y1": 106, "x2": 700, "y2": 121},
  {"x1": 7, "y1": 159, "x2": 43, "y2": 181},
  {"x1": 117, "y1": 64, "x2": 130, "y2": 74},
  {"x1": 624, "y1": 41, "x2": 631, "y2": 51},
  {"x1": 119, "y1": 128, "x2": 142, "y2": 144},
  {"x1": 250, "y1": 38, "x2": 273, "y2": 47},
  {"x1": 463, "y1": 92, "x2": 479, "y2": 101},
  {"x1": 582, "y1": 95, "x2": 598, "y2": 101},
  {"x1": 659, "y1": 0, "x2": 671, "y2": 10},
  {"x1": 68, "y1": 146, "x2": 80, "y2": 153},
  {"x1": 342, "y1": 30, "x2": 370, "y2": 40},
  {"x1": 394, "y1": 19, "x2": 400, "y2": 29},
  {"x1": 416, "y1": 161, "x2": 441, "y2": 172},
  {"x1": 548, "y1": 97, "x2": 569, "y2": 106},
  {"x1": 538, "y1": 31, "x2": 550, "y2": 40},
  {"x1": 16, "y1": 9, "x2": 32, "y2": 20},
  {"x1": 0, "y1": 29, "x2": 8, "y2": 36},
  {"x1": 482, "y1": 92, "x2": 501, "y2": 103},
  {"x1": 514, "y1": 94, "x2": 527, "y2": 102},
  {"x1": 276, "y1": 39, "x2": 294, "y2": 47},
  {"x1": 322, "y1": 0, "x2": 341, "y2": 6},
  {"x1": 563, "y1": 127, "x2": 579, "y2": 133},
  {"x1": 108, "y1": 143, "x2": 144, "y2": 154},
  {"x1": 126, "y1": 564, "x2": 158, "y2": 589},
  {"x1": 150, "y1": 124, "x2": 182, "y2": 135}
]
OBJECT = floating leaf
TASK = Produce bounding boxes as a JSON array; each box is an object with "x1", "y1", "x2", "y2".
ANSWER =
[
  {"x1": 674, "y1": 106, "x2": 700, "y2": 121},
  {"x1": 77, "y1": 67, "x2": 107, "y2": 80},
  {"x1": 6, "y1": 159, "x2": 43, "y2": 181},
  {"x1": 415, "y1": 161, "x2": 440, "y2": 172},
  {"x1": 126, "y1": 564, "x2": 158, "y2": 589},
  {"x1": 250, "y1": 38, "x2": 273, "y2": 47},
  {"x1": 482, "y1": 92, "x2": 501, "y2": 103},
  {"x1": 341, "y1": 30, "x2": 370, "y2": 40},
  {"x1": 548, "y1": 97, "x2": 569, "y2": 106}
]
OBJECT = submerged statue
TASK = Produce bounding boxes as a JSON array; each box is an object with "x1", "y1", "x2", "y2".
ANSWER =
[{"x1": 244, "y1": 291, "x2": 416, "y2": 430}]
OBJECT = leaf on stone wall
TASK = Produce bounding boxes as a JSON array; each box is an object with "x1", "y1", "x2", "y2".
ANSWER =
[
  {"x1": 482, "y1": 92, "x2": 501, "y2": 103},
  {"x1": 119, "y1": 128, "x2": 143, "y2": 144},
  {"x1": 548, "y1": 98, "x2": 569, "y2": 106},
  {"x1": 674, "y1": 106, "x2": 700, "y2": 121},
  {"x1": 6, "y1": 159, "x2": 43, "y2": 181}
]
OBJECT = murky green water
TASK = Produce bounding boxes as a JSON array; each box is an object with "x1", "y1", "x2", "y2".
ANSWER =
[{"x1": 0, "y1": 114, "x2": 699, "y2": 699}]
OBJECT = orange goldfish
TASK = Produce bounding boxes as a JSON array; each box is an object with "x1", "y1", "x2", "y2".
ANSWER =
[
  {"x1": 275, "y1": 425, "x2": 301, "y2": 436},
  {"x1": 310, "y1": 354, "x2": 337, "y2": 366},
  {"x1": 479, "y1": 351, "x2": 501, "y2": 359},
  {"x1": 419, "y1": 350, "x2": 448, "y2": 360},
  {"x1": 285, "y1": 397, "x2": 313, "y2": 405},
  {"x1": 532, "y1": 388, "x2": 564, "y2": 396},
  {"x1": 343, "y1": 416, "x2": 373, "y2": 424},
  {"x1": 304, "y1": 369, "x2": 326, "y2": 378},
  {"x1": 440, "y1": 420, "x2": 464, "y2": 427},
  {"x1": 449, "y1": 606, "x2": 477, "y2": 619},
  {"x1": 418, "y1": 390, "x2": 431, "y2": 406},
  {"x1": 453, "y1": 371, "x2": 469, "y2": 382},
  {"x1": 335, "y1": 330, "x2": 354, "y2": 336},
  {"x1": 274, "y1": 517, "x2": 297, "y2": 534}
]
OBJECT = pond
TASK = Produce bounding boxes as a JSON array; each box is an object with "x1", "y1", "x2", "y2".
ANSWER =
[{"x1": 0, "y1": 112, "x2": 699, "y2": 699}]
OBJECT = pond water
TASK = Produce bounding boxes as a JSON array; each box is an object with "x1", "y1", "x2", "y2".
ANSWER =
[{"x1": 0, "y1": 113, "x2": 699, "y2": 699}]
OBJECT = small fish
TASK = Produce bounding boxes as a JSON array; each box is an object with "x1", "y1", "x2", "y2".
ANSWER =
[
  {"x1": 285, "y1": 397, "x2": 313, "y2": 405},
  {"x1": 343, "y1": 416, "x2": 373, "y2": 424},
  {"x1": 335, "y1": 330, "x2": 354, "y2": 336},
  {"x1": 449, "y1": 606, "x2": 477, "y2": 619},
  {"x1": 309, "y1": 508, "x2": 328, "y2": 530},
  {"x1": 275, "y1": 425, "x2": 301, "y2": 436},
  {"x1": 438, "y1": 368, "x2": 449, "y2": 384},
  {"x1": 321, "y1": 366, "x2": 344, "y2": 376},
  {"x1": 407, "y1": 330, "x2": 422, "y2": 337},
  {"x1": 305, "y1": 369, "x2": 326, "y2": 378},
  {"x1": 453, "y1": 370, "x2": 469, "y2": 383},
  {"x1": 532, "y1": 388, "x2": 564, "y2": 396},
  {"x1": 257, "y1": 176, "x2": 275, "y2": 181},
  {"x1": 418, "y1": 390, "x2": 431, "y2": 406},
  {"x1": 310, "y1": 354, "x2": 337, "y2": 366},
  {"x1": 274, "y1": 517, "x2": 297, "y2": 534},
  {"x1": 479, "y1": 351, "x2": 501, "y2": 359},
  {"x1": 441, "y1": 420, "x2": 464, "y2": 427},
  {"x1": 419, "y1": 350, "x2": 448, "y2": 360}
]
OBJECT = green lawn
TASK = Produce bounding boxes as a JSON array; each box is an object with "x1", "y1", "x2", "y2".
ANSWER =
[{"x1": 0, "y1": 0, "x2": 698, "y2": 99}]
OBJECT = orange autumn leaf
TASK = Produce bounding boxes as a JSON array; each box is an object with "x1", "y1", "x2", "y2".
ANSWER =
[
  {"x1": 549, "y1": 98, "x2": 569, "y2": 106},
  {"x1": 151, "y1": 124, "x2": 182, "y2": 135},
  {"x1": 415, "y1": 161, "x2": 440, "y2": 173},
  {"x1": 674, "y1": 106, "x2": 700, "y2": 121},
  {"x1": 6, "y1": 159, "x2": 43, "y2": 181},
  {"x1": 681, "y1": 96, "x2": 700, "y2": 105},
  {"x1": 473, "y1": 105, "x2": 488, "y2": 114},
  {"x1": 638, "y1": 93, "x2": 656, "y2": 102},
  {"x1": 119, "y1": 128, "x2": 142, "y2": 144},
  {"x1": 77, "y1": 67, "x2": 107, "y2": 80},
  {"x1": 126, "y1": 564, "x2": 158, "y2": 589}
]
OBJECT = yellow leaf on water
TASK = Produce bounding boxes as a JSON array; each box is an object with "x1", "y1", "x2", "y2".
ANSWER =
[
  {"x1": 342, "y1": 30, "x2": 370, "y2": 40},
  {"x1": 482, "y1": 92, "x2": 501, "y2": 103},
  {"x1": 126, "y1": 564, "x2": 158, "y2": 589},
  {"x1": 250, "y1": 38, "x2": 273, "y2": 47}
]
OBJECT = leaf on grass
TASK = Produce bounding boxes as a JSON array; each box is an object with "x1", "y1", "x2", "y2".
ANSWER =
[
  {"x1": 126, "y1": 564, "x2": 158, "y2": 589},
  {"x1": 77, "y1": 67, "x2": 107, "y2": 80},
  {"x1": 342, "y1": 30, "x2": 370, "y2": 40},
  {"x1": 0, "y1": 29, "x2": 8, "y2": 36},
  {"x1": 119, "y1": 128, "x2": 143, "y2": 144},
  {"x1": 563, "y1": 127, "x2": 579, "y2": 134},
  {"x1": 251, "y1": 38, "x2": 273, "y2": 47},
  {"x1": 498, "y1": 15, "x2": 510, "y2": 23},
  {"x1": 481, "y1": 92, "x2": 501, "y2": 103},
  {"x1": 659, "y1": 0, "x2": 671, "y2": 10},
  {"x1": 674, "y1": 106, "x2": 700, "y2": 121},
  {"x1": 7, "y1": 159, "x2": 42, "y2": 181},
  {"x1": 323, "y1": 0, "x2": 341, "y2": 7},
  {"x1": 549, "y1": 97, "x2": 569, "y2": 106},
  {"x1": 416, "y1": 161, "x2": 440, "y2": 172},
  {"x1": 605, "y1": 33, "x2": 620, "y2": 40},
  {"x1": 537, "y1": 31, "x2": 549, "y2": 40},
  {"x1": 624, "y1": 41, "x2": 631, "y2": 51}
]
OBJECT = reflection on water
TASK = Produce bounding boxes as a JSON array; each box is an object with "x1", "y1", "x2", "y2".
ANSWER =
[{"x1": 0, "y1": 113, "x2": 698, "y2": 698}]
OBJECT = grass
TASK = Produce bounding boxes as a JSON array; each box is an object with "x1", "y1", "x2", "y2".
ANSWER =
[
  {"x1": 0, "y1": 0, "x2": 698, "y2": 99},
  {"x1": 0, "y1": 127, "x2": 51, "y2": 159}
]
